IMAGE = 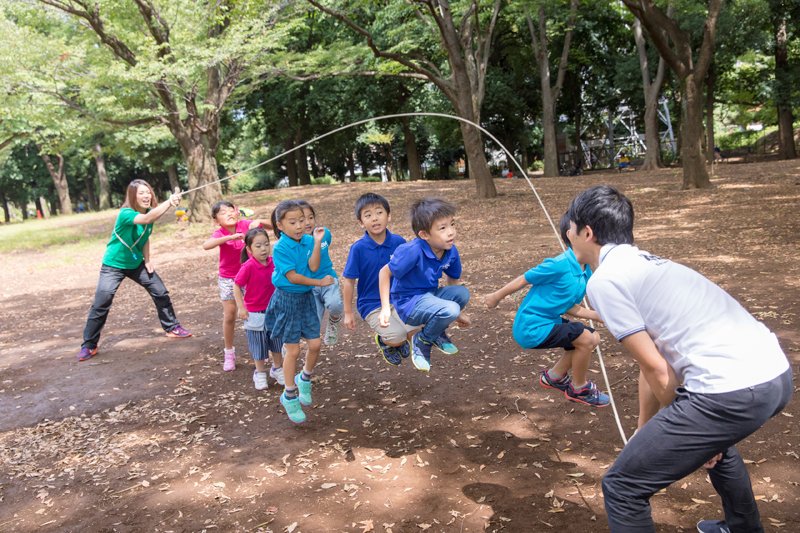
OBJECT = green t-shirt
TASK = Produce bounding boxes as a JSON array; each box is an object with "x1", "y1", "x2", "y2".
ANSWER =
[{"x1": 102, "y1": 207, "x2": 153, "y2": 269}]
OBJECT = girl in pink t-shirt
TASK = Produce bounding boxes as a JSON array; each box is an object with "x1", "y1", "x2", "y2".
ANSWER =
[
  {"x1": 202, "y1": 201, "x2": 269, "y2": 372},
  {"x1": 233, "y1": 228, "x2": 285, "y2": 390}
]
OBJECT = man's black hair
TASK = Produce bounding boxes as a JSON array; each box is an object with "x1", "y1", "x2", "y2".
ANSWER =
[
  {"x1": 567, "y1": 185, "x2": 634, "y2": 245},
  {"x1": 355, "y1": 193, "x2": 390, "y2": 220},
  {"x1": 559, "y1": 211, "x2": 572, "y2": 249},
  {"x1": 410, "y1": 197, "x2": 457, "y2": 236}
]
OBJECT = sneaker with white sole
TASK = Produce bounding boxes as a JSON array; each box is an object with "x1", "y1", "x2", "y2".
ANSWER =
[
  {"x1": 223, "y1": 349, "x2": 236, "y2": 372},
  {"x1": 565, "y1": 380, "x2": 610, "y2": 407},
  {"x1": 253, "y1": 370, "x2": 268, "y2": 390},
  {"x1": 269, "y1": 366, "x2": 285, "y2": 386},
  {"x1": 323, "y1": 316, "x2": 340, "y2": 346},
  {"x1": 432, "y1": 332, "x2": 458, "y2": 354},
  {"x1": 294, "y1": 373, "x2": 313, "y2": 406},
  {"x1": 411, "y1": 335, "x2": 432, "y2": 372},
  {"x1": 696, "y1": 520, "x2": 730, "y2": 533}
]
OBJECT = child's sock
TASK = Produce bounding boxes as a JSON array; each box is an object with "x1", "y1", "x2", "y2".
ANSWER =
[
  {"x1": 224, "y1": 347, "x2": 235, "y2": 355},
  {"x1": 301, "y1": 370, "x2": 312, "y2": 382},
  {"x1": 547, "y1": 368, "x2": 565, "y2": 380},
  {"x1": 284, "y1": 387, "x2": 298, "y2": 399}
]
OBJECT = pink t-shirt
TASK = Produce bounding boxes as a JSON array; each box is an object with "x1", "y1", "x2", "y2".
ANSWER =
[
  {"x1": 212, "y1": 220, "x2": 254, "y2": 278},
  {"x1": 234, "y1": 256, "x2": 276, "y2": 312}
]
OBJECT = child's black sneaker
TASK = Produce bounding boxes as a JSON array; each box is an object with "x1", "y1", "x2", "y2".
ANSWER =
[
  {"x1": 565, "y1": 380, "x2": 610, "y2": 407},
  {"x1": 539, "y1": 369, "x2": 571, "y2": 392},
  {"x1": 375, "y1": 334, "x2": 401, "y2": 366}
]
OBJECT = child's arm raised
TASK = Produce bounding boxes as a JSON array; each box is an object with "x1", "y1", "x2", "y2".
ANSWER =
[
  {"x1": 233, "y1": 284, "x2": 248, "y2": 320},
  {"x1": 202, "y1": 233, "x2": 244, "y2": 250},
  {"x1": 308, "y1": 227, "x2": 325, "y2": 272},
  {"x1": 378, "y1": 264, "x2": 393, "y2": 327},
  {"x1": 485, "y1": 275, "x2": 528, "y2": 309},
  {"x1": 341, "y1": 277, "x2": 357, "y2": 331}
]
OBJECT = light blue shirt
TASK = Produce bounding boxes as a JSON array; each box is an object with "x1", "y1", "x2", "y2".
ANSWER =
[
  {"x1": 308, "y1": 227, "x2": 338, "y2": 279},
  {"x1": 512, "y1": 248, "x2": 592, "y2": 349},
  {"x1": 271, "y1": 234, "x2": 315, "y2": 293},
  {"x1": 388, "y1": 238, "x2": 462, "y2": 322}
]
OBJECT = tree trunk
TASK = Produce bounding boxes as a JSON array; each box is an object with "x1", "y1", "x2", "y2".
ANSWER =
[
  {"x1": 166, "y1": 163, "x2": 180, "y2": 192},
  {"x1": 633, "y1": 17, "x2": 667, "y2": 170},
  {"x1": 345, "y1": 151, "x2": 356, "y2": 182},
  {"x1": 541, "y1": 98, "x2": 559, "y2": 177},
  {"x1": 297, "y1": 143, "x2": 311, "y2": 186},
  {"x1": 94, "y1": 144, "x2": 111, "y2": 209},
  {"x1": 17, "y1": 201, "x2": 29, "y2": 220},
  {"x1": 642, "y1": 97, "x2": 662, "y2": 169},
  {"x1": 84, "y1": 173, "x2": 97, "y2": 211},
  {"x1": 1, "y1": 190, "x2": 9, "y2": 223},
  {"x1": 401, "y1": 116, "x2": 423, "y2": 181},
  {"x1": 35, "y1": 197, "x2": 48, "y2": 218},
  {"x1": 40, "y1": 153, "x2": 73, "y2": 215},
  {"x1": 309, "y1": 150, "x2": 320, "y2": 180},
  {"x1": 680, "y1": 76, "x2": 711, "y2": 189},
  {"x1": 774, "y1": 12, "x2": 797, "y2": 159},
  {"x1": 285, "y1": 135, "x2": 299, "y2": 187},
  {"x1": 705, "y1": 62, "x2": 716, "y2": 164},
  {"x1": 183, "y1": 144, "x2": 222, "y2": 222}
]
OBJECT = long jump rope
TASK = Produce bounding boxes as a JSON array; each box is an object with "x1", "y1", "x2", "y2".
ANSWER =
[{"x1": 180, "y1": 112, "x2": 629, "y2": 445}]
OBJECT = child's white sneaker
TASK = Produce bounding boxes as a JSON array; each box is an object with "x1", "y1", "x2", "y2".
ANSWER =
[
  {"x1": 223, "y1": 349, "x2": 236, "y2": 372},
  {"x1": 323, "y1": 316, "x2": 340, "y2": 346},
  {"x1": 269, "y1": 367, "x2": 285, "y2": 386},
  {"x1": 253, "y1": 370, "x2": 268, "y2": 390}
]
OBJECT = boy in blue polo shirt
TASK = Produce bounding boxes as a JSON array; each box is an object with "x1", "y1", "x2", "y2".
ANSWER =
[
  {"x1": 342, "y1": 193, "x2": 414, "y2": 366},
  {"x1": 485, "y1": 213, "x2": 609, "y2": 407},
  {"x1": 378, "y1": 197, "x2": 470, "y2": 372}
]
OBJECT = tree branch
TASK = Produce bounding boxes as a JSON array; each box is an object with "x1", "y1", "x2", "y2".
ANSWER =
[
  {"x1": 553, "y1": 0, "x2": 578, "y2": 101},
  {"x1": 622, "y1": 0, "x2": 687, "y2": 78}
]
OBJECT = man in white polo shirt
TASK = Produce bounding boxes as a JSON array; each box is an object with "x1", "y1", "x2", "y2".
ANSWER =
[{"x1": 566, "y1": 185, "x2": 792, "y2": 533}]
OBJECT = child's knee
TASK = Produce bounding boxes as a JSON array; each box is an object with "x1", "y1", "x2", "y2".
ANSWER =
[
  {"x1": 452, "y1": 286, "x2": 470, "y2": 308},
  {"x1": 574, "y1": 329, "x2": 599, "y2": 349},
  {"x1": 441, "y1": 301, "x2": 462, "y2": 321}
]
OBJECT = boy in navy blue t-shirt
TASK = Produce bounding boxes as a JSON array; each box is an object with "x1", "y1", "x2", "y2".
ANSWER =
[
  {"x1": 342, "y1": 193, "x2": 414, "y2": 366},
  {"x1": 378, "y1": 198, "x2": 470, "y2": 372}
]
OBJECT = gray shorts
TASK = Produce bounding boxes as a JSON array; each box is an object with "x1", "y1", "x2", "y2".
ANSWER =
[
  {"x1": 364, "y1": 306, "x2": 417, "y2": 345},
  {"x1": 218, "y1": 276, "x2": 235, "y2": 301}
]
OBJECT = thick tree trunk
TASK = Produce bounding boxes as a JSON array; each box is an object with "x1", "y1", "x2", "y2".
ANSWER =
[
  {"x1": 17, "y1": 201, "x2": 29, "y2": 220},
  {"x1": 166, "y1": 163, "x2": 180, "y2": 192},
  {"x1": 774, "y1": 14, "x2": 797, "y2": 159},
  {"x1": 705, "y1": 63, "x2": 716, "y2": 164},
  {"x1": 346, "y1": 152, "x2": 356, "y2": 182},
  {"x1": 680, "y1": 76, "x2": 711, "y2": 189},
  {"x1": 35, "y1": 197, "x2": 48, "y2": 218},
  {"x1": 40, "y1": 153, "x2": 73, "y2": 215},
  {"x1": 94, "y1": 144, "x2": 111, "y2": 210},
  {"x1": 401, "y1": 116, "x2": 423, "y2": 181},
  {"x1": 84, "y1": 173, "x2": 97, "y2": 211},
  {"x1": 642, "y1": 98, "x2": 662, "y2": 169},
  {"x1": 285, "y1": 136, "x2": 298, "y2": 187},
  {"x1": 183, "y1": 144, "x2": 222, "y2": 222},
  {"x1": 309, "y1": 150, "x2": 320, "y2": 180},
  {"x1": 541, "y1": 98, "x2": 559, "y2": 177}
]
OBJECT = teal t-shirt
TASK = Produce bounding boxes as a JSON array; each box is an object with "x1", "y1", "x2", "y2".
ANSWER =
[
  {"x1": 308, "y1": 227, "x2": 337, "y2": 279},
  {"x1": 271, "y1": 234, "x2": 315, "y2": 293},
  {"x1": 102, "y1": 207, "x2": 152, "y2": 269},
  {"x1": 511, "y1": 248, "x2": 592, "y2": 349}
]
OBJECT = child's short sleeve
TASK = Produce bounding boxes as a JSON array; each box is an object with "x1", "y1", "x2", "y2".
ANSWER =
[
  {"x1": 444, "y1": 247, "x2": 462, "y2": 279},
  {"x1": 234, "y1": 261, "x2": 251, "y2": 287},
  {"x1": 272, "y1": 241, "x2": 296, "y2": 277},
  {"x1": 342, "y1": 243, "x2": 361, "y2": 279},
  {"x1": 523, "y1": 257, "x2": 564, "y2": 287},
  {"x1": 388, "y1": 243, "x2": 417, "y2": 279},
  {"x1": 587, "y1": 277, "x2": 646, "y2": 341}
]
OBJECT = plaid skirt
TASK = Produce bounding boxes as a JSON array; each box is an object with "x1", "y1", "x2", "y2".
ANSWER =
[{"x1": 264, "y1": 288, "x2": 320, "y2": 344}]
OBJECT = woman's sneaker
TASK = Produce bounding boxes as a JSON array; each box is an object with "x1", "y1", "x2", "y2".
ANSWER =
[
  {"x1": 269, "y1": 367, "x2": 285, "y2": 386},
  {"x1": 565, "y1": 381, "x2": 610, "y2": 407},
  {"x1": 375, "y1": 334, "x2": 402, "y2": 366},
  {"x1": 223, "y1": 349, "x2": 236, "y2": 372},
  {"x1": 294, "y1": 374, "x2": 313, "y2": 406},
  {"x1": 166, "y1": 325, "x2": 192, "y2": 338},
  {"x1": 432, "y1": 332, "x2": 458, "y2": 354},
  {"x1": 253, "y1": 370, "x2": 268, "y2": 390},
  {"x1": 280, "y1": 392, "x2": 306, "y2": 424},
  {"x1": 539, "y1": 370, "x2": 571, "y2": 392},
  {"x1": 77, "y1": 346, "x2": 98, "y2": 362}
]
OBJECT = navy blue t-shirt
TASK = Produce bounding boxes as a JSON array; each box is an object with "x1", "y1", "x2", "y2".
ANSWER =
[{"x1": 343, "y1": 230, "x2": 406, "y2": 318}]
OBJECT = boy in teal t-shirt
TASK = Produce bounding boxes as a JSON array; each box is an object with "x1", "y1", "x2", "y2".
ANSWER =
[{"x1": 485, "y1": 214, "x2": 609, "y2": 407}]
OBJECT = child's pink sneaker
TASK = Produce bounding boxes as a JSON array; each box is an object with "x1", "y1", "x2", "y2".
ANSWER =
[{"x1": 223, "y1": 349, "x2": 236, "y2": 372}]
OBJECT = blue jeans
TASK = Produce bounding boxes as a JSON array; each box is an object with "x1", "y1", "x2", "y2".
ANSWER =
[
  {"x1": 82, "y1": 263, "x2": 179, "y2": 349},
  {"x1": 603, "y1": 368, "x2": 792, "y2": 533},
  {"x1": 404, "y1": 285, "x2": 470, "y2": 343},
  {"x1": 312, "y1": 278, "x2": 343, "y2": 322}
]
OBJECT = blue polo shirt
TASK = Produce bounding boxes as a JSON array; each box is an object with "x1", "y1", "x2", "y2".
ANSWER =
[
  {"x1": 308, "y1": 227, "x2": 338, "y2": 279},
  {"x1": 512, "y1": 248, "x2": 592, "y2": 349},
  {"x1": 343, "y1": 230, "x2": 406, "y2": 318},
  {"x1": 271, "y1": 234, "x2": 315, "y2": 293},
  {"x1": 388, "y1": 238, "x2": 462, "y2": 322}
]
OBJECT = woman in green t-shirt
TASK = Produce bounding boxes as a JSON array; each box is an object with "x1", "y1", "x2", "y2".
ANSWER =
[{"x1": 78, "y1": 180, "x2": 192, "y2": 362}]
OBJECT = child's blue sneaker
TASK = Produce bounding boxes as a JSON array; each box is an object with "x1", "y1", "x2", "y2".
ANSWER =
[
  {"x1": 280, "y1": 392, "x2": 306, "y2": 424},
  {"x1": 294, "y1": 373, "x2": 313, "y2": 406},
  {"x1": 432, "y1": 332, "x2": 458, "y2": 355},
  {"x1": 397, "y1": 340, "x2": 410, "y2": 359},
  {"x1": 411, "y1": 335, "x2": 432, "y2": 372},
  {"x1": 696, "y1": 520, "x2": 730, "y2": 533},
  {"x1": 375, "y1": 334, "x2": 401, "y2": 366},
  {"x1": 565, "y1": 380, "x2": 610, "y2": 407},
  {"x1": 539, "y1": 370, "x2": 571, "y2": 392}
]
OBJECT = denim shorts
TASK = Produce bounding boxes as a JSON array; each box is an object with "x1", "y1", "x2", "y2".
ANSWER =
[{"x1": 535, "y1": 319, "x2": 594, "y2": 351}]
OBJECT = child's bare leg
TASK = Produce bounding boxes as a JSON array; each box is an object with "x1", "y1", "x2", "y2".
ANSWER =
[
  {"x1": 570, "y1": 330, "x2": 600, "y2": 388},
  {"x1": 303, "y1": 338, "x2": 322, "y2": 374},
  {"x1": 222, "y1": 300, "x2": 237, "y2": 350},
  {"x1": 271, "y1": 350, "x2": 283, "y2": 368},
  {"x1": 282, "y1": 344, "x2": 301, "y2": 390},
  {"x1": 550, "y1": 353, "x2": 573, "y2": 378},
  {"x1": 254, "y1": 358, "x2": 268, "y2": 373}
]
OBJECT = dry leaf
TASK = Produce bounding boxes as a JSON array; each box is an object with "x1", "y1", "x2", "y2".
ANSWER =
[{"x1": 358, "y1": 519, "x2": 374, "y2": 532}]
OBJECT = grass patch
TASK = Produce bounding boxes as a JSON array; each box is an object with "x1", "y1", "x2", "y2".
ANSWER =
[{"x1": 0, "y1": 211, "x2": 116, "y2": 253}]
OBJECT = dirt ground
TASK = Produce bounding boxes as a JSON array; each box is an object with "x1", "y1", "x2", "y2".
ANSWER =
[{"x1": 1, "y1": 160, "x2": 798, "y2": 533}]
